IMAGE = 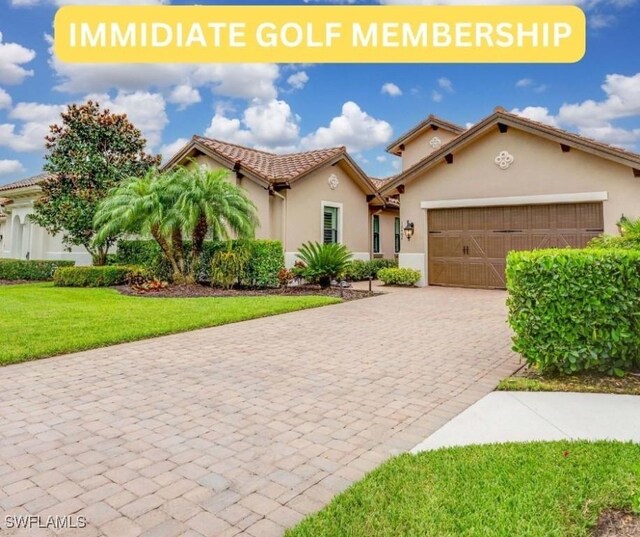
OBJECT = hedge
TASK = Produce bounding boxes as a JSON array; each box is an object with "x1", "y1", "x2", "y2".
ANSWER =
[
  {"x1": 343, "y1": 258, "x2": 398, "y2": 281},
  {"x1": 506, "y1": 248, "x2": 640, "y2": 375},
  {"x1": 587, "y1": 233, "x2": 640, "y2": 250},
  {"x1": 53, "y1": 265, "x2": 148, "y2": 287},
  {"x1": 116, "y1": 239, "x2": 284, "y2": 287},
  {"x1": 377, "y1": 267, "x2": 421, "y2": 286},
  {"x1": 0, "y1": 259, "x2": 75, "y2": 281}
]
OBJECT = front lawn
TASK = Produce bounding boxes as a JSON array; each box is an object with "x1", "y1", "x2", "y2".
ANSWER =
[
  {"x1": 287, "y1": 441, "x2": 640, "y2": 537},
  {"x1": 0, "y1": 283, "x2": 339, "y2": 365}
]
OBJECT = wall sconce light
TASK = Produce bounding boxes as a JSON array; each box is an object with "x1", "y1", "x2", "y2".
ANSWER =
[
  {"x1": 403, "y1": 220, "x2": 415, "y2": 241},
  {"x1": 617, "y1": 214, "x2": 628, "y2": 235}
]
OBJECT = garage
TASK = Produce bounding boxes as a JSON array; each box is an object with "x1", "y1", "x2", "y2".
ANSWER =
[{"x1": 427, "y1": 202, "x2": 604, "y2": 289}]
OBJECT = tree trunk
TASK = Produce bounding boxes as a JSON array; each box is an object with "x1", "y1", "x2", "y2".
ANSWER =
[
  {"x1": 150, "y1": 225, "x2": 181, "y2": 282},
  {"x1": 90, "y1": 245, "x2": 108, "y2": 266},
  {"x1": 189, "y1": 215, "x2": 208, "y2": 282},
  {"x1": 171, "y1": 227, "x2": 186, "y2": 278}
]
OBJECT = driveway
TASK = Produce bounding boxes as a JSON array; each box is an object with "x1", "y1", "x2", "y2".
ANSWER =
[{"x1": 0, "y1": 287, "x2": 519, "y2": 537}]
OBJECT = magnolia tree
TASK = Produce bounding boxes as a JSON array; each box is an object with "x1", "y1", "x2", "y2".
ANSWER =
[{"x1": 31, "y1": 101, "x2": 160, "y2": 265}]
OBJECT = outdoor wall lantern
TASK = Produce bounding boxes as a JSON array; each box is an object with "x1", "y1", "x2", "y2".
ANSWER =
[
  {"x1": 403, "y1": 220, "x2": 415, "y2": 241},
  {"x1": 617, "y1": 214, "x2": 628, "y2": 235}
]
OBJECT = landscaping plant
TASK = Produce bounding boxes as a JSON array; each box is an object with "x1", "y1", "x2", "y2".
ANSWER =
[
  {"x1": 507, "y1": 248, "x2": 640, "y2": 375},
  {"x1": 31, "y1": 101, "x2": 160, "y2": 265},
  {"x1": 0, "y1": 259, "x2": 74, "y2": 281},
  {"x1": 210, "y1": 246, "x2": 251, "y2": 290},
  {"x1": 378, "y1": 267, "x2": 421, "y2": 286},
  {"x1": 296, "y1": 242, "x2": 352, "y2": 288},
  {"x1": 94, "y1": 167, "x2": 258, "y2": 284},
  {"x1": 343, "y1": 258, "x2": 398, "y2": 281},
  {"x1": 53, "y1": 265, "x2": 148, "y2": 287}
]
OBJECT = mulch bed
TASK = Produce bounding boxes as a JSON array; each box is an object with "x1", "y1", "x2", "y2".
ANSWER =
[
  {"x1": 505, "y1": 365, "x2": 640, "y2": 395},
  {"x1": 116, "y1": 284, "x2": 379, "y2": 301},
  {"x1": 593, "y1": 510, "x2": 640, "y2": 537}
]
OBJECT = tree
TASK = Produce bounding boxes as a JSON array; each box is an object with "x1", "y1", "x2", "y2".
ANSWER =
[
  {"x1": 94, "y1": 167, "x2": 258, "y2": 284},
  {"x1": 31, "y1": 101, "x2": 160, "y2": 265}
]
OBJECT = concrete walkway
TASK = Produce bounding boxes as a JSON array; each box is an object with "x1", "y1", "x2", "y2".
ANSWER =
[
  {"x1": 0, "y1": 287, "x2": 519, "y2": 537},
  {"x1": 413, "y1": 391, "x2": 640, "y2": 452}
]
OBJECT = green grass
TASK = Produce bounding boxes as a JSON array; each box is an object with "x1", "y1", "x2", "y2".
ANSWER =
[
  {"x1": 287, "y1": 441, "x2": 640, "y2": 537},
  {"x1": 0, "y1": 283, "x2": 339, "y2": 365}
]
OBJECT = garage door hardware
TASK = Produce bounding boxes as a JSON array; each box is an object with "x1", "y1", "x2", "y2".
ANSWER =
[
  {"x1": 462, "y1": 246, "x2": 469, "y2": 255},
  {"x1": 494, "y1": 229, "x2": 523, "y2": 233}
]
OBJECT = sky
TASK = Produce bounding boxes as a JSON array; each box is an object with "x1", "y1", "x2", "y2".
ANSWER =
[{"x1": 0, "y1": 0, "x2": 639, "y2": 185}]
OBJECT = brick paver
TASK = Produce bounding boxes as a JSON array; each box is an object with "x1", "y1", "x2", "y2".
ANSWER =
[{"x1": 0, "y1": 287, "x2": 519, "y2": 536}]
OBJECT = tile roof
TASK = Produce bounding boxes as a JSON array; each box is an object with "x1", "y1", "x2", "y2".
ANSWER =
[
  {"x1": 192, "y1": 136, "x2": 346, "y2": 183},
  {"x1": 0, "y1": 173, "x2": 50, "y2": 193},
  {"x1": 369, "y1": 175, "x2": 397, "y2": 190},
  {"x1": 386, "y1": 114, "x2": 466, "y2": 153}
]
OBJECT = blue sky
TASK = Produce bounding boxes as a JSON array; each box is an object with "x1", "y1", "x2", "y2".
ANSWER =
[{"x1": 0, "y1": 0, "x2": 639, "y2": 185}]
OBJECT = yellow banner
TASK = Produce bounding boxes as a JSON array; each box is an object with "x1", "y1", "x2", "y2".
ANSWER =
[{"x1": 54, "y1": 5, "x2": 586, "y2": 64}]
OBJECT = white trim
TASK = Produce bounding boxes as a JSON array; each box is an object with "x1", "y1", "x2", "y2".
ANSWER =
[
  {"x1": 420, "y1": 191, "x2": 609, "y2": 210},
  {"x1": 321, "y1": 200, "x2": 343, "y2": 244}
]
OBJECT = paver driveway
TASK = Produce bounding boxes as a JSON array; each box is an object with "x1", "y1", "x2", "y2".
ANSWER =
[{"x1": 0, "y1": 287, "x2": 519, "y2": 537}]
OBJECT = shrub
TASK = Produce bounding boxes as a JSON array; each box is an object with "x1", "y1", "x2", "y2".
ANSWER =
[
  {"x1": 211, "y1": 247, "x2": 250, "y2": 290},
  {"x1": 344, "y1": 258, "x2": 398, "y2": 281},
  {"x1": 377, "y1": 267, "x2": 421, "y2": 286},
  {"x1": 53, "y1": 265, "x2": 148, "y2": 287},
  {"x1": 277, "y1": 267, "x2": 294, "y2": 288},
  {"x1": 116, "y1": 239, "x2": 284, "y2": 287},
  {"x1": 587, "y1": 233, "x2": 640, "y2": 250},
  {"x1": 296, "y1": 242, "x2": 352, "y2": 288},
  {"x1": 506, "y1": 248, "x2": 640, "y2": 376},
  {"x1": 0, "y1": 259, "x2": 74, "y2": 281}
]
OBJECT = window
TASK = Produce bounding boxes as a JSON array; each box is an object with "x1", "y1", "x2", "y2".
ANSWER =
[
  {"x1": 394, "y1": 217, "x2": 401, "y2": 253},
  {"x1": 323, "y1": 205, "x2": 339, "y2": 244},
  {"x1": 373, "y1": 215, "x2": 380, "y2": 254}
]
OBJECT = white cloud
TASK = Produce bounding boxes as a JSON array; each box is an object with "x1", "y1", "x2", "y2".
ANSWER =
[
  {"x1": 84, "y1": 91, "x2": 168, "y2": 150},
  {"x1": 0, "y1": 32, "x2": 35, "y2": 85},
  {"x1": 205, "y1": 99, "x2": 300, "y2": 152},
  {"x1": 301, "y1": 101, "x2": 392, "y2": 152},
  {"x1": 437, "y1": 77, "x2": 454, "y2": 93},
  {"x1": 381, "y1": 82, "x2": 403, "y2": 97},
  {"x1": 516, "y1": 78, "x2": 533, "y2": 88},
  {"x1": 287, "y1": 71, "x2": 309, "y2": 90},
  {"x1": 511, "y1": 106, "x2": 560, "y2": 127},
  {"x1": 376, "y1": 155, "x2": 387, "y2": 162},
  {"x1": 160, "y1": 137, "x2": 189, "y2": 160},
  {"x1": 0, "y1": 88, "x2": 11, "y2": 109},
  {"x1": 431, "y1": 90, "x2": 443, "y2": 103},
  {"x1": 512, "y1": 72, "x2": 640, "y2": 149},
  {"x1": 0, "y1": 102, "x2": 65, "y2": 152},
  {"x1": 167, "y1": 84, "x2": 201, "y2": 110},
  {"x1": 0, "y1": 159, "x2": 25, "y2": 176}
]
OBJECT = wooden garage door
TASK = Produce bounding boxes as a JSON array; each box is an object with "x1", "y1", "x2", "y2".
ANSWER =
[{"x1": 428, "y1": 203, "x2": 604, "y2": 289}]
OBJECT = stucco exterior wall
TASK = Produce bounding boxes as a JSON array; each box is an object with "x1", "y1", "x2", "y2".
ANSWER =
[
  {"x1": 399, "y1": 127, "x2": 640, "y2": 285},
  {"x1": 284, "y1": 163, "x2": 370, "y2": 264},
  {"x1": 401, "y1": 127, "x2": 460, "y2": 170}
]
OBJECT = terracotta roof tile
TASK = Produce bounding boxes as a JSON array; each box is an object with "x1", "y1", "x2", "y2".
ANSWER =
[
  {"x1": 369, "y1": 175, "x2": 397, "y2": 191},
  {"x1": 0, "y1": 173, "x2": 50, "y2": 193},
  {"x1": 192, "y1": 136, "x2": 345, "y2": 183}
]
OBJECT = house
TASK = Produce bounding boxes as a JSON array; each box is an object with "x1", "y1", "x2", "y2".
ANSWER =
[
  {"x1": 381, "y1": 107, "x2": 640, "y2": 289},
  {"x1": 163, "y1": 136, "x2": 399, "y2": 267},
  {"x1": 0, "y1": 174, "x2": 92, "y2": 265},
  {"x1": 0, "y1": 138, "x2": 400, "y2": 266}
]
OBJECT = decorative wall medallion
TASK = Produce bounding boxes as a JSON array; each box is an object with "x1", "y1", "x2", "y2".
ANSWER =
[
  {"x1": 494, "y1": 150, "x2": 514, "y2": 170},
  {"x1": 328, "y1": 174, "x2": 340, "y2": 190},
  {"x1": 429, "y1": 136, "x2": 442, "y2": 149}
]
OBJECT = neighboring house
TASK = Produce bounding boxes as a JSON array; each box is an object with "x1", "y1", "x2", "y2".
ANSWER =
[
  {"x1": 0, "y1": 174, "x2": 92, "y2": 265},
  {"x1": 163, "y1": 136, "x2": 398, "y2": 266},
  {"x1": 381, "y1": 107, "x2": 640, "y2": 289}
]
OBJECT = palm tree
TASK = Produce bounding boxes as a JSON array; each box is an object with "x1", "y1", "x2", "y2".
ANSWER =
[
  {"x1": 174, "y1": 166, "x2": 258, "y2": 282},
  {"x1": 94, "y1": 166, "x2": 258, "y2": 284}
]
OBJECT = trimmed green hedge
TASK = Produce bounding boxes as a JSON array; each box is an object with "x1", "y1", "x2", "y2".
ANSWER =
[
  {"x1": 0, "y1": 259, "x2": 74, "y2": 281},
  {"x1": 507, "y1": 248, "x2": 640, "y2": 375},
  {"x1": 344, "y1": 258, "x2": 398, "y2": 281},
  {"x1": 53, "y1": 265, "x2": 147, "y2": 287},
  {"x1": 587, "y1": 233, "x2": 640, "y2": 250},
  {"x1": 116, "y1": 239, "x2": 284, "y2": 287},
  {"x1": 378, "y1": 267, "x2": 421, "y2": 286}
]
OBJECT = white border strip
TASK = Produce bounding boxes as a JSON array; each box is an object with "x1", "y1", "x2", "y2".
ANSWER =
[{"x1": 420, "y1": 192, "x2": 608, "y2": 210}]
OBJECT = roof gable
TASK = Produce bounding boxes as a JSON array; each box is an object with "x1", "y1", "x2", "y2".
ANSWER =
[
  {"x1": 381, "y1": 109, "x2": 640, "y2": 195},
  {"x1": 386, "y1": 114, "x2": 466, "y2": 156},
  {"x1": 0, "y1": 173, "x2": 49, "y2": 193}
]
